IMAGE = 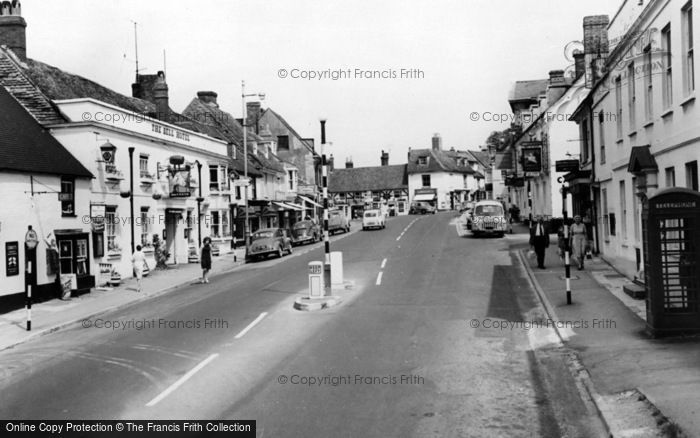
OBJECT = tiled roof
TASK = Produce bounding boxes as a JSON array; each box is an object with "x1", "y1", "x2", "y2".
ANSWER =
[
  {"x1": 407, "y1": 148, "x2": 475, "y2": 174},
  {"x1": 182, "y1": 97, "x2": 284, "y2": 175},
  {"x1": 0, "y1": 85, "x2": 92, "y2": 177},
  {"x1": 329, "y1": 164, "x2": 407, "y2": 193},
  {"x1": 0, "y1": 48, "x2": 65, "y2": 124},
  {"x1": 467, "y1": 150, "x2": 490, "y2": 167},
  {"x1": 262, "y1": 108, "x2": 316, "y2": 155},
  {"x1": 508, "y1": 79, "x2": 548, "y2": 103}
]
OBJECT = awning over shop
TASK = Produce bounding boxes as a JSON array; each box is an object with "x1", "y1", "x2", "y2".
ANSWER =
[
  {"x1": 299, "y1": 195, "x2": 322, "y2": 208},
  {"x1": 413, "y1": 193, "x2": 436, "y2": 202},
  {"x1": 273, "y1": 202, "x2": 305, "y2": 211},
  {"x1": 283, "y1": 202, "x2": 305, "y2": 211}
]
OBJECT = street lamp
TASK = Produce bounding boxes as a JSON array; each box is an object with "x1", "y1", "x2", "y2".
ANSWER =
[
  {"x1": 194, "y1": 160, "x2": 204, "y2": 248},
  {"x1": 241, "y1": 80, "x2": 265, "y2": 257}
]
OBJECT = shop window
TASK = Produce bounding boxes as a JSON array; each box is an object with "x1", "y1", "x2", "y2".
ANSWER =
[{"x1": 60, "y1": 177, "x2": 75, "y2": 217}]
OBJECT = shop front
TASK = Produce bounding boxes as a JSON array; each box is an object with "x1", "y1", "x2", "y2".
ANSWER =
[{"x1": 54, "y1": 229, "x2": 95, "y2": 294}]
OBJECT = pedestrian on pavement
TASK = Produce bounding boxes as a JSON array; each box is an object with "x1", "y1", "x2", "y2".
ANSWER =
[
  {"x1": 529, "y1": 216, "x2": 550, "y2": 269},
  {"x1": 131, "y1": 245, "x2": 146, "y2": 292},
  {"x1": 570, "y1": 215, "x2": 588, "y2": 270},
  {"x1": 200, "y1": 237, "x2": 212, "y2": 283}
]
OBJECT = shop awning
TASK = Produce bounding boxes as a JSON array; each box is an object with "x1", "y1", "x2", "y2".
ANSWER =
[
  {"x1": 299, "y1": 195, "x2": 323, "y2": 208},
  {"x1": 273, "y1": 202, "x2": 305, "y2": 211},
  {"x1": 283, "y1": 202, "x2": 305, "y2": 211},
  {"x1": 413, "y1": 193, "x2": 436, "y2": 201}
]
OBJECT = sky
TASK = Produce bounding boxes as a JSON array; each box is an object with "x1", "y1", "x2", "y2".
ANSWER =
[{"x1": 24, "y1": 0, "x2": 618, "y2": 167}]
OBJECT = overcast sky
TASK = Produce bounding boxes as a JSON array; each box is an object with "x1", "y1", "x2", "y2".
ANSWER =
[{"x1": 25, "y1": 0, "x2": 617, "y2": 167}]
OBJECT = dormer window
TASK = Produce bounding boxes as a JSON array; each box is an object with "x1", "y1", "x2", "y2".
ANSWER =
[{"x1": 418, "y1": 156, "x2": 428, "y2": 165}]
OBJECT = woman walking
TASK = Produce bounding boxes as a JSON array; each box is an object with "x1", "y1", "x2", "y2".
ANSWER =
[
  {"x1": 569, "y1": 215, "x2": 588, "y2": 270},
  {"x1": 200, "y1": 237, "x2": 212, "y2": 283},
  {"x1": 131, "y1": 245, "x2": 146, "y2": 292}
]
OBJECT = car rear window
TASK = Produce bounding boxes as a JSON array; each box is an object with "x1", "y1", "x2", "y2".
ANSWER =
[{"x1": 474, "y1": 205, "x2": 504, "y2": 216}]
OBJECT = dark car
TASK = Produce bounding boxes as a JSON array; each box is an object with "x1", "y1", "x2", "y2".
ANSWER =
[
  {"x1": 291, "y1": 220, "x2": 320, "y2": 245},
  {"x1": 246, "y1": 228, "x2": 293, "y2": 261},
  {"x1": 409, "y1": 201, "x2": 436, "y2": 214}
]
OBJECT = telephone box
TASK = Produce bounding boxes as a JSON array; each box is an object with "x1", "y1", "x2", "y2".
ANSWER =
[{"x1": 643, "y1": 188, "x2": 700, "y2": 336}]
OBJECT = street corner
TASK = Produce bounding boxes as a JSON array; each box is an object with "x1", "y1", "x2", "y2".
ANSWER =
[{"x1": 293, "y1": 295, "x2": 343, "y2": 311}]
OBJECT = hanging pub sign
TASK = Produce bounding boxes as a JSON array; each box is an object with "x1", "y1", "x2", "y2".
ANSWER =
[
  {"x1": 555, "y1": 159, "x2": 580, "y2": 173},
  {"x1": 169, "y1": 165, "x2": 192, "y2": 198},
  {"x1": 90, "y1": 204, "x2": 106, "y2": 232},
  {"x1": 6, "y1": 241, "x2": 19, "y2": 276},
  {"x1": 521, "y1": 147, "x2": 542, "y2": 173}
]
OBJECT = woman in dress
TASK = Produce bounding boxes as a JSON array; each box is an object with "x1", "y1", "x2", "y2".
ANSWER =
[
  {"x1": 131, "y1": 245, "x2": 146, "y2": 292},
  {"x1": 569, "y1": 215, "x2": 588, "y2": 270},
  {"x1": 200, "y1": 237, "x2": 212, "y2": 283}
]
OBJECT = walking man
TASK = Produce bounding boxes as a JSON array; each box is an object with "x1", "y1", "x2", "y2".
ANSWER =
[{"x1": 529, "y1": 216, "x2": 550, "y2": 269}]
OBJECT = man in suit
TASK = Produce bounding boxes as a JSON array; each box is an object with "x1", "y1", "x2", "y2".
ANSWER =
[{"x1": 529, "y1": 215, "x2": 550, "y2": 269}]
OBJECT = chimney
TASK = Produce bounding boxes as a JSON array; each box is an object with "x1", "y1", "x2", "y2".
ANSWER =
[
  {"x1": 246, "y1": 101, "x2": 262, "y2": 134},
  {"x1": 547, "y1": 69, "x2": 568, "y2": 105},
  {"x1": 0, "y1": 1, "x2": 27, "y2": 61},
  {"x1": 432, "y1": 133, "x2": 442, "y2": 151},
  {"x1": 573, "y1": 52, "x2": 585, "y2": 81},
  {"x1": 153, "y1": 71, "x2": 169, "y2": 121},
  {"x1": 381, "y1": 150, "x2": 389, "y2": 166},
  {"x1": 197, "y1": 91, "x2": 218, "y2": 107},
  {"x1": 583, "y1": 15, "x2": 610, "y2": 84},
  {"x1": 345, "y1": 156, "x2": 354, "y2": 168}
]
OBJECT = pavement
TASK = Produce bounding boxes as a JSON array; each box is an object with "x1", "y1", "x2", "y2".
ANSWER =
[
  {"x1": 513, "y1": 222, "x2": 700, "y2": 437},
  {"x1": 0, "y1": 248, "x2": 248, "y2": 352}
]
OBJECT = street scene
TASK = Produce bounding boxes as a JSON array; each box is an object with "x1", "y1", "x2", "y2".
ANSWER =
[{"x1": 1, "y1": 1, "x2": 699, "y2": 437}]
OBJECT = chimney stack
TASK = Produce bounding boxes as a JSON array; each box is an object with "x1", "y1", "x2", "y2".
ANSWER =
[
  {"x1": 432, "y1": 133, "x2": 442, "y2": 151},
  {"x1": 547, "y1": 69, "x2": 568, "y2": 105},
  {"x1": 573, "y1": 52, "x2": 585, "y2": 81},
  {"x1": 583, "y1": 15, "x2": 610, "y2": 85},
  {"x1": 153, "y1": 71, "x2": 169, "y2": 121},
  {"x1": 197, "y1": 91, "x2": 218, "y2": 107},
  {"x1": 381, "y1": 150, "x2": 389, "y2": 166},
  {"x1": 0, "y1": 1, "x2": 27, "y2": 61},
  {"x1": 345, "y1": 157, "x2": 354, "y2": 168},
  {"x1": 246, "y1": 101, "x2": 262, "y2": 134}
]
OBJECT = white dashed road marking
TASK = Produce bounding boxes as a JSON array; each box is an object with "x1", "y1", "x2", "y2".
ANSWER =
[
  {"x1": 146, "y1": 353, "x2": 219, "y2": 407},
  {"x1": 381, "y1": 258, "x2": 387, "y2": 269},
  {"x1": 234, "y1": 312, "x2": 268, "y2": 339},
  {"x1": 376, "y1": 272, "x2": 383, "y2": 285}
]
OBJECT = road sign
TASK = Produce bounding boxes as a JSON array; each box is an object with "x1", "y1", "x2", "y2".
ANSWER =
[
  {"x1": 25, "y1": 228, "x2": 38, "y2": 250},
  {"x1": 555, "y1": 159, "x2": 580, "y2": 172}
]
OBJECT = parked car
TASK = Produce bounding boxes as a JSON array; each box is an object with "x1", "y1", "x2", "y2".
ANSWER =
[
  {"x1": 409, "y1": 201, "x2": 436, "y2": 214},
  {"x1": 470, "y1": 200, "x2": 511, "y2": 237},
  {"x1": 362, "y1": 209, "x2": 386, "y2": 230},
  {"x1": 246, "y1": 228, "x2": 293, "y2": 261},
  {"x1": 291, "y1": 220, "x2": 320, "y2": 246},
  {"x1": 328, "y1": 209, "x2": 351, "y2": 234}
]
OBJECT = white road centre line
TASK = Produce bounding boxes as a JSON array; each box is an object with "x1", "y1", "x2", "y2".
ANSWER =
[
  {"x1": 381, "y1": 258, "x2": 387, "y2": 269},
  {"x1": 145, "y1": 353, "x2": 219, "y2": 407},
  {"x1": 234, "y1": 312, "x2": 268, "y2": 339},
  {"x1": 376, "y1": 271, "x2": 383, "y2": 285}
]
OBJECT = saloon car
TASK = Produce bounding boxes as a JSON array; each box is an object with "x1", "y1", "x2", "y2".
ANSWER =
[
  {"x1": 470, "y1": 200, "x2": 511, "y2": 237},
  {"x1": 246, "y1": 228, "x2": 293, "y2": 261},
  {"x1": 362, "y1": 209, "x2": 386, "y2": 230},
  {"x1": 291, "y1": 220, "x2": 320, "y2": 245},
  {"x1": 409, "y1": 201, "x2": 436, "y2": 214}
]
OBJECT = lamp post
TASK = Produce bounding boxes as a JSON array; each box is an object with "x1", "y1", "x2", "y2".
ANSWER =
[
  {"x1": 127, "y1": 147, "x2": 135, "y2": 253},
  {"x1": 195, "y1": 160, "x2": 204, "y2": 248},
  {"x1": 241, "y1": 80, "x2": 265, "y2": 256}
]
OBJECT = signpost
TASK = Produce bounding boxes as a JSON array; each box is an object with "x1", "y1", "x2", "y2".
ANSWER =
[{"x1": 25, "y1": 226, "x2": 38, "y2": 331}]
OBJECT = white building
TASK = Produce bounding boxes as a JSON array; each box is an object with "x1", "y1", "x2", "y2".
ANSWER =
[{"x1": 407, "y1": 134, "x2": 484, "y2": 210}]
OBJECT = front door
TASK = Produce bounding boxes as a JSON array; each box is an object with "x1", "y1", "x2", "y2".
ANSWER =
[{"x1": 165, "y1": 212, "x2": 179, "y2": 264}]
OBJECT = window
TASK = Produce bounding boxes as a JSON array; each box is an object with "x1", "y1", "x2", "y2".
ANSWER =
[
  {"x1": 210, "y1": 210, "x2": 230, "y2": 238},
  {"x1": 60, "y1": 177, "x2": 75, "y2": 216},
  {"x1": 666, "y1": 166, "x2": 676, "y2": 187},
  {"x1": 140, "y1": 207, "x2": 150, "y2": 247},
  {"x1": 185, "y1": 210, "x2": 193, "y2": 242},
  {"x1": 105, "y1": 206, "x2": 119, "y2": 253},
  {"x1": 288, "y1": 170, "x2": 296, "y2": 191},
  {"x1": 421, "y1": 174, "x2": 431, "y2": 187},
  {"x1": 682, "y1": 1, "x2": 695, "y2": 95},
  {"x1": 581, "y1": 117, "x2": 590, "y2": 162},
  {"x1": 598, "y1": 111, "x2": 606, "y2": 164},
  {"x1": 615, "y1": 76, "x2": 623, "y2": 138},
  {"x1": 139, "y1": 154, "x2": 150, "y2": 178},
  {"x1": 644, "y1": 44, "x2": 653, "y2": 121},
  {"x1": 662, "y1": 25, "x2": 673, "y2": 108},
  {"x1": 418, "y1": 156, "x2": 428, "y2": 165},
  {"x1": 277, "y1": 135, "x2": 290, "y2": 151},
  {"x1": 209, "y1": 165, "x2": 219, "y2": 191},
  {"x1": 211, "y1": 211, "x2": 221, "y2": 238},
  {"x1": 620, "y1": 180, "x2": 627, "y2": 240},
  {"x1": 685, "y1": 160, "x2": 698, "y2": 190},
  {"x1": 602, "y1": 188, "x2": 609, "y2": 239},
  {"x1": 628, "y1": 62, "x2": 636, "y2": 129}
]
